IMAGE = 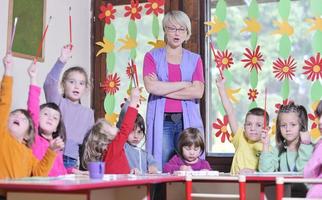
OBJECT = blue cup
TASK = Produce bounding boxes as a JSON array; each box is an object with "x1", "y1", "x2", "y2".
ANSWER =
[{"x1": 87, "y1": 162, "x2": 105, "y2": 179}]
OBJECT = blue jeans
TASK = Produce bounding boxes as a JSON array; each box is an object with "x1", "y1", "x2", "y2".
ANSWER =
[
  {"x1": 162, "y1": 113, "x2": 183, "y2": 167},
  {"x1": 63, "y1": 155, "x2": 77, "y2": 168}
]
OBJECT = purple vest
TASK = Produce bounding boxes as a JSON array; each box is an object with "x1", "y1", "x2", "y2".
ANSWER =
[{"x1": 146, "y1": 48, "x2": 204, "y2": 168}]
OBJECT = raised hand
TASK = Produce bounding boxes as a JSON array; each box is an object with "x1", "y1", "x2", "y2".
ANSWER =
[
  {"x1": 49, "y1": 137, "x2": 65, "y2": 152},
  {"x1": 28, "y1": 61, "x2": 38, "y2": 85},
  {"x1": 129, "y1": 87, "x2": 141, "y2": 108},
  {"x1": 261, "y1": 128, "x2": 270, "y2": 152},
  {"x1": 300, "y1": 131, "x2": 311, "y2": 145},
  {"x1": 3, "y1": 53, "x2": 13, "y2": 75},
  {"x1": 59, "y1": 44, "x2": 73, "y2": 63},
  {"x1": 215, "y1": 75, "x2": 226, "y2": 89}
]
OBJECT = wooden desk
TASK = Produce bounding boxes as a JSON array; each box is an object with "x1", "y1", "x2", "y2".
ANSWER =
[{"x1": 0, "y1": 174, "x2": 184, "y2": 200}]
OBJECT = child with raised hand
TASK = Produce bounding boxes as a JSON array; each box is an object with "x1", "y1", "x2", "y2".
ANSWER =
[
  {"x1": 216, "y1": 76, "x2": 269, "y2": 174},
  {"x1": 28, "y1": 61, "x2": 67, "y2": 176},
  {"x1": 44, "y1": 45, "x2": 94, "y2": 170},
  {"x1": 0, "y1": 54, "x2": 61, "y2": 179},
  {"x1": 163, "y1": 127, "x2": 211, "y2": 173},
  {"x1": 303, "y1": 100, "x2": 322, "y2": 198},
  {"x1": 259, "y1": 102, "x2": 313, "y2": 172},
  {"x1": 116, "y1": 103, "x2": 159, "y2": 175}
]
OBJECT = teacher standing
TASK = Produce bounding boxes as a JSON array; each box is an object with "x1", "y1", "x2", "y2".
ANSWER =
[{"x1": 143, "y1": 10, "x2": 205, "y2": 169}]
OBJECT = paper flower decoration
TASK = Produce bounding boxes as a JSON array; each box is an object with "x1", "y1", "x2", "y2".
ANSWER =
[
  {"x1": 147, "y1": 40, "x2": 166, "y2": 48},
  {"x1": 275, "y1": 98, "x2": 293, "y2": 113},
  {"x1": 214, "y1": 50, "x2": 234, "y2": 71},
  {"x1": 247, "y1": 89, "x2": 258, "y2": 102},
  {"x1": 306, "y1": 17, "x2": 322, "y2": 32},
  {"x1": 309, "y1": 113, "x2": 319, "y2": 130},
  {"x1": 105, "y1": 112, "x2": 119, "y2": 125},
  {"x1": 213, "y1": 115, "x2": 230, "y2": 143},
  {"x1": 144, "y1": 0, "x2": 164, "y2": 16},
  {"x1": 118, "y1": 35, "x2": 137, "y2": 51},
  {"x1": 124, "y1": 0, "x2": 142, "y2": 21},
  {"x1": 241, "y1": 46, "x2": 264, "y2": 72},
  {"x1": 271, "y1": 21, "x2": 294, "y2": 36},
  {"x1": 101, "y1": 73, "x2": 120, "y2": 95},
  {"x1": 303, "y1": 52, "x2": 322, "y2": 81},
  {"x1": 273, "y1": 56, "x2": 297, "y2": 81},
  {"x1": 126, "y1": 62, "x2": 137, "y2": 79},
  {"x1": 96, "y1": 38, "x2": 114, "y2": 56},
  {"x1": 98, "y1": 3, "x2": 116, "y2": 24},
  {"x1": 240, "y1": 18, "x2": 261, "y2": 33},
  {"x1": 204, "y1": 17, "x2": 226, "y2": 36},
  {"x1": 226, "y1": 87, "x2": 241, "y2": 104}
]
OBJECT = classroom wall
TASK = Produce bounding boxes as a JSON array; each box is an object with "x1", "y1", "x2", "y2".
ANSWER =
[{"x1": 0, "y1": 0, "x2": 92, "y2": 110}]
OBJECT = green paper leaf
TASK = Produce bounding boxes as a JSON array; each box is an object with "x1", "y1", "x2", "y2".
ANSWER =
[
  {"x1": 249, "y1": 101, "x2": 257, "y2": 110},
  {"x1": 104, "y1": 94, "x2": 115, "y2": 114},
  {"x1": 223, "y1": 69, "x2": 233, "y2": 87},
  {"x1": 218, "y1": 103, "x2": 226, "y2": 116},
  {"x1": 217, "y1": 29, "x2": 229, "y2": 51},
  {"x1": 281, "y1": 78, "x2": 290, "y2": 99},
  {"x1": 279, "y1": 36, "x2": 291, "y2": 58},
  {"x1": 152, "y1": 15, "x2": 160, "y2": 39},
  {"x1": 248, "y1": 0, "x2": 259, "y2": 19},
  {"x1": 128, "y1": 20, "x2": 137, "y2": 40},
  {"x1": 311, "y1": 0, "x2": 322, "y2": 16},
  {"x1": 130, "y1": 48, "x2": 137, "y2": 59},
  {"x1": 250, "y1": 33, "x2": 258, "y2": 50},
  {"x1": 250, "y1": 69, "x2": 258, "y2": 88},
  {"x1": 106, "y1": 52, "x2": 115, "y2": 73},
  {"x1": 215, "y1": 0, "x2": 227, "y2": 21},
  {"x1": 104, "y1": 24, "x2": 116, "y2": 43},
  {"x1": 311, "y1": 80, "x2": 322, "y2": 101},
  {"x1": 278, "y1": 0, "x2": 291, "y2": 20},
  {"x1": 313, "y1": 31, "x2": 322, "y2": 54}
]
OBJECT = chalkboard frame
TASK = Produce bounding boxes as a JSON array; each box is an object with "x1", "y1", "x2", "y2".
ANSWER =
[{"x1": 7, "y1": 0, "x2": 47, "y2": 62}]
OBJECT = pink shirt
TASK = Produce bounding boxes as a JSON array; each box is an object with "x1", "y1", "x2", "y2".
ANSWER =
[{"x1": 143, "y1": 52, "x2": 204, "y2": 112}]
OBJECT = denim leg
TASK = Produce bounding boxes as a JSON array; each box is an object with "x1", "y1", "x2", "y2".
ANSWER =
[
  {"x1": 162, "y1": 118, "x2": 183, "y2": 167},
  {"x1": 63, "y1": 155, "x2": 77, "y2": 168}
]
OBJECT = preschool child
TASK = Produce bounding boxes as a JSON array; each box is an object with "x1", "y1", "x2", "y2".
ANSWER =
[
  {"x1": 81, "y1": 87, "x2": 140, "y2": 174},
  {"x1": 0, "y1": 54, "x2": 62, "y2": 179},
  {"x1": 304, "y1": 100, "x2": 322, "y2": 198},
  {"x1": 163, "y1": 127, "x2": 211, "y2": 173},
  {"x1": 216, "y1": 76, "x2": 269, "y2": 174},
  {"x1": 27, "y1": 61, "x2": 67, "y2": 176},
  {"x1": 44, "y1": 44, "x2": 94, "y2": 169},
  {"x1": 259, "y1": 102, "x2": 313, "y2": 172},
  {"x1": 116, "y1": 103, "x2": 159, "y2": 175}
]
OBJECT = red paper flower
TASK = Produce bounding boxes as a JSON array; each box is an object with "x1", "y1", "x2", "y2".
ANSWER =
[
  {"x1": 126, "y1": 62, "x2": 137, "y2": 79},
  {"x1": 144, "y1": 0, "x2": 164, "y2": 16},
  {"x1": 274, "y1": 98, "x2": 294, "y2": 113},
  {"x1": 272, "y1": 56, "x2": 297, "y2": 81},
  {"x1": 241, "y1": 46, "x2": 264, "y2": 72},
  {"x1": 212, "y1": 115, "x2": 230, "y2": 143},
  {"x1": 247, "y1": 89, "x2": 258, "y2": 102},
  {"x1": 98, "y1": 3, "x2": 116, "y2": 24},
  {"x1": 101, "y1": 73, "x2": 120, "y2": 95},
  {"x1": 124, "y1": 0, "x2": 142, "y2": 21},
  {"x1": 308, "y1": 113, "x2": 319, "y2": 130},
  {"x1": 214, "y1": 50, "x2": 234, "y2": 71},
  {"x1": 303, "y1": 52, "x2": 322, "y2": 81}
]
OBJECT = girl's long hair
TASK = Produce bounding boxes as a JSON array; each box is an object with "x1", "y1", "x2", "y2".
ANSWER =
[{"x1": 276, "y1": 102, "x2": 308, "y2": 155}]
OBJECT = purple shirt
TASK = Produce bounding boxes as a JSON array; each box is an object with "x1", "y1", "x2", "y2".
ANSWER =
[
  {"x1": 44, "y1": 60, "x2": 94, "y2": 160},
  {"x1": 143, "y1": 52, "x2": 204, "y2": 112},
  {"x1": 163, "y1": 155, "x2": 211, "y2": 173}
]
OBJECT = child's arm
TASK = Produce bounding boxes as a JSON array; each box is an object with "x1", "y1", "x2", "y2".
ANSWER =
[
  {"x1": 43, "y1": 45, "x2": 72, "y2": 104},
  {"x1": 303, "y1": 142, "x2": 322, "y2": 178},
  {"x1": 215, "y1": 76, "x2": 238, "y2": 134},
  {"x1": 295, "y1": 131, "x2": 314, "y2": 172},
  {"x1": 0, "y1": 54, "x2": 14, "y2": 130},
  {"x1": 147, "y1": 153, "x2": 160, "y2": 173},
  {"x1": 258, "y1": 147, "x2": 280, "y2": 172}
]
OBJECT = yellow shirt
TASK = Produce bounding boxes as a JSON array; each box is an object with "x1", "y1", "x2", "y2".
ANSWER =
[
  {"x1": 230, "y1": 128, "x2": 262, "y2": 174},
  {"x1": 0, "y1": 76, "x2": 56, "y2": 179}
]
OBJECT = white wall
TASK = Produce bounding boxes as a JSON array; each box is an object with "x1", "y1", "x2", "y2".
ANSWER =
[{"x1": 0, "y1": 0, "x2": 92, "y2": 110}]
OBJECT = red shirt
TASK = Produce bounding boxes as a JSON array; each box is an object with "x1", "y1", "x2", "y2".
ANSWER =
[{"x1": 103, "y1": 107, "x2": 138, "y2": 174}]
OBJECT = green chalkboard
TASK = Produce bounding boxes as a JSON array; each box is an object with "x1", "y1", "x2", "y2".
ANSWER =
[{"x1": 8, "y1": 0, "x2": 46, "y2": 61}]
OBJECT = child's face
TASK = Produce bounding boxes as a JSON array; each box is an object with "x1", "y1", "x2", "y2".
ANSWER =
[
  {"x1": 279, "y1": 112, "x2": 300, "y2": 143},
  {"x1": 182, "y1": 144, "x2": 201, "y2": 164},
  {"x1": 63, "y1": 71, "x2": 86, "y2": 103},
  {"x1": 39, "y1": 107, "x2": 60, "y2": 136},
  {"x1": 244, "y1": 114, "x2": 264, "y2": 142},
  {"x1": 8, "y1": 111, "x2": 30, "y2": 142},
  {"x1": 127, "y1": 127, "x2": 144, "y2": 146}
]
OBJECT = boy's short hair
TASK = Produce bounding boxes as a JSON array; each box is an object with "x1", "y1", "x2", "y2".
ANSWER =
[{"x1": 245, "y1": 107, "x2": 269, "y2": 126}]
